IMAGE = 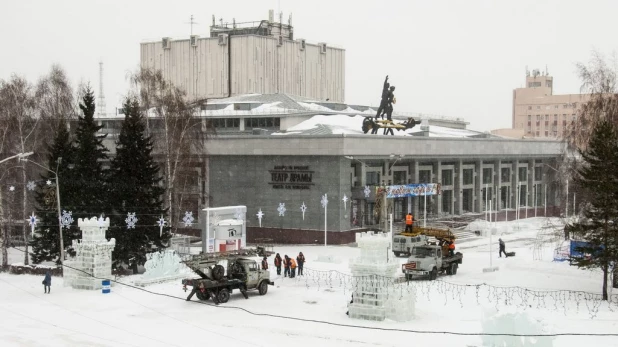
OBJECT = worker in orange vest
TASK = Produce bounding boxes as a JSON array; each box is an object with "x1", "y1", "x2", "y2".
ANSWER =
[
  {"x1": 405, "y1": 213, "x2": 415, "y2": 233},
  {"x1": 448, "y1": 242, "x2": 455, "y2": 256},
  {"x1": 289, "y1": 257, "x2": 297, "y2": 278}
]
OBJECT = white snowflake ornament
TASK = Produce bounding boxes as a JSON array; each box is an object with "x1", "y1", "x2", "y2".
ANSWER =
[
  {"x1": 342, "y1": 194, "x2": 348, "y2": 211},
  {"x1": 183, "y1": 211, "x2": 195, "y2": 227},
  {"x1": 9, "y1": 186, "x2": 15, "y2": 192},
  {"x1": 27, "y1": 181, "x2": 36, "y2": 191},
  {"x1": 157, "y1": 216, "x2": 166, "y2": 236},
  {"x1": 60, "y1": 210, "x2": 74, "y2": 229},
  {"x1": 28, "y1": 213, "x2": 38, "y2": 227},
  {"x1": 321, "y1": 194, "x2": 328, "y2": 209},
  {"x1": 364, "y1": 185, "x2": 371, "y2": 198},
  {"x1": 46, "y1": 180, "x2": 52, "y2": 186},
  {"x1": 277, "y1": 203, "x2": 286, "y2": 217},
  {"x1": 300, "y1": 202, "x2": 307, "y2": 220},
  {"x1": 256, "y1": 209, "x2": 264, "y2": 227},
  {"x1": 125, "y1": 212, "x2": 138, "y2": 229}
]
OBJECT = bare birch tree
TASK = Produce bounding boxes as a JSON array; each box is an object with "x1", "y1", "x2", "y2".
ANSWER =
[
  {"x1": 0, "y1": 76, "x2": 41, "y2": 265},
  {"x1": 129, "y1": 68, "x2": 207, "y2": 229}
]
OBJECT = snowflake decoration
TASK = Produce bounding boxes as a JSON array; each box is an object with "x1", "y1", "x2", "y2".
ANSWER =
[
  {"x1": 300, "y1": 202, "x2": 307, "y2": 220},
  {"x1": 125, "y1": 212, "x2": 138, "y2": 229},
  {"x1": 9, "y1": 186, "x2": 15, "y2": 192},
  {"x1": 60, "y1": 210, "x2": 73, "y2": 229},
  {"x1": 157, "y1": 216, "x2": 166, "y2": 236},
  {"x1": 27, "y1": 181, "x2": 36, "y2": 191},
  {"x1": 97, "y1": 215, "x2": 107, "y2": 228},
  {"x1": 183, "y1": 211, "x2": 195, "y2": 227},
  {"x1": 209, "y1": 212, "x2": 221, "y2": 227},
  {"x1": 364, "y1": 185, "x2": 371, "y2": 198},
  {"x1": 234, "y1": 208, "x2": 245, "y2": 221},
  {"x1": 342, "y1": 194, "x2": 348, "y2": 211},
  {"x1": 28, "y1": 213, "x2": 38, "y2": 227},
  {"x1": 277, "y1": 203, "x2": 286, "y2": 217},
  {"x1": 256, "y1": 209, "x2": 264, "y2": 227},
  {"x1": 321, "y1": 194, "x2": 328, "y2": 209}
]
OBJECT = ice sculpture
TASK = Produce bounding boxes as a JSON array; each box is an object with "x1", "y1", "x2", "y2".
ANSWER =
[
  {"x1": 135, "y1": 250, "x2": 191, "y2": 286},
  {"x1": 348, "y1": 231, "x2": 415, "y2": 321},
  {"x1": 481, "y1": 311, "x2": 554, "y2": 347},
  {"x1": 63, "y1": 217, "x2": 116, "y2": 290}
]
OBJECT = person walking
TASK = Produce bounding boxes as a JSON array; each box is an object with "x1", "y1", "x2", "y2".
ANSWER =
[
  {"x1": 499, "y1": 238, "x2": 508, "y2": 258},
  {"x1": 274, "y1": 253, "x2": 282, "y2": 275},
  {"x1": 42, "y1": 270, "x2": 52, "y2": 294},
  {"x1": 296, "y1": 252, "x2": 306, "y2": 276},
  {"x1": 289, "y1": 257, "x2": 297, "y2": 278},
  {"x1": 283, "y1": 255, "x2": 290, "y2": 277},
  {"x1": 261, "y1": 256, "x2": 269, "y2": 270}
]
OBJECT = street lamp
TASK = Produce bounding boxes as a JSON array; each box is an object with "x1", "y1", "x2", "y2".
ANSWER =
[
  {"x1": 388, "y1": 154, "x2": 405, "y2": 174},
  {"x1": 21, "y1": 157, "x2": 64, "y2": 265}
]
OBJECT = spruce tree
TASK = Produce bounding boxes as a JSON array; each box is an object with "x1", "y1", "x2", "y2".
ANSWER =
[
  {"x1": 108, "y1": 97, "x2": 169, "y2": 273},
  {"x1": 30, "y1": 119, "x2": 75, "y2": 264},
  {"x1": 72, "y1": 86, "x2": 109, "y2": 217},
  {"x1": 570, "y1": 119, "x2": 618, "y2": 300}
]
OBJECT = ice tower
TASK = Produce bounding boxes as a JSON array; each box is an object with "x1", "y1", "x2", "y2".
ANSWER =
[
  {"x1": 63, "y1": 217, "x2": 116, "y2": 290},
  {"x1": 348, "y1": 231, "x2": 415, "y2": 321}
]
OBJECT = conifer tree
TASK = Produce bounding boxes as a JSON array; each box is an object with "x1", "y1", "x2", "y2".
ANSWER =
[
  {"x1": 570, "y1": 119, "x2": 618, "y2": 300},
  {"x1": 71, "y1": 86, "x2": 109, "y2": 216},
  {"x1": 108, "y1": 97, "x2": 169, "y2": 273},
  {"x1": 30, "y1": 118, "x2": 75, "y2": 263}
]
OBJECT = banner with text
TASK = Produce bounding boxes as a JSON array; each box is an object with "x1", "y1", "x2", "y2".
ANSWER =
[{"x1": 384, "y1": 183, "x2": 441, "y2": 198}]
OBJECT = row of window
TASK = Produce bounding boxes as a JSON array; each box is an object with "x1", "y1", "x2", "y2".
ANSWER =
[
  {"x1": 364, "y1": 167, "x2": 544, "y2": 186},
  {"x1": 210, "y1": 117, "x2": 281, "y2": 128},
  {"x1": 527, "y1": 103, "x2": 577, "y2": 110},
  {"x1": 528, "y1": 114, "x2": 576, "y2": 121}
]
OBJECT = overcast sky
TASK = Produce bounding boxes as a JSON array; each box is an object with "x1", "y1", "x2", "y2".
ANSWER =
[{"x1": 1, "y1": 0, "x2": 617, "y2": 131}]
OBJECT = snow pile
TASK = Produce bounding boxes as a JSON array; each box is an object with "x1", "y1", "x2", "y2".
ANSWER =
[
  {"x1": 481, "y1": 310, "x2": 554, "y2": 347},
  {"x1": 63, "y1": 217, "x2": 116, "y2": 290},
  {"x1": 348, "y1": 232, "x2": 415, "y2": 322},
  {"x1": 134, "y1": 250, "x2": 191, "y2": 287}
]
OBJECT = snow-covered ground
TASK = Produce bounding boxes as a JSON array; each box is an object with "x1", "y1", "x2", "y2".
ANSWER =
[{"x1": 1, "y1": 217, "x2": 618, "y2": 347}]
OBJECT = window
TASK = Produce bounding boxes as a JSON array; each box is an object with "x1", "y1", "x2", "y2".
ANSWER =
[
  {"x1": 534, "y1": 167, "x2": 542, "y2": 181},
  {"x1": 535, "y1": 131, "x2": 539, "y2": 136},
  {"x1": 554, "y1": 114, "x2": 558, "y2": 121},
  {"x1": 545, "y1": 115, "x2": 549, "y2": 120},
  {"x1": 563, "y1": 104, "x2": 568, "y2": 109},
  {"x1": 501, "y1": 168, "x2": 510, "y2": 182},
  {"x1": 393, "y1": 171, "x2": 406, "y2": 185},
  {"x1": 536, "y1": 106, "x2": 540, "y2": 110},
  {"x1": 482, "y1": 168, "x2": 492, "y2": 184},
  {"x1": 518, "y1": 167, "x2": 527, "y2": 181},
  {"x1": 441, "y1": 170, "x2": 453, "y2": 186},
  {"x1": 554, "y1": 105, "x2": 559, "y2": 109},
  {"x1": 545, "y1": 130, "x2": 549, "y2": 136},
  {"x1": 233, "y1": 103, "x2": 251, "y2": 111},
  {"x1": 463, "y1": 169, "x2": 474, "y2": 185},
  {"x1": 366, "y1": 172, "x2": 380, "y2": 185},
  {"x1": 536, "y1": 115, "x2": 540, "y2": 121},
  {"x1": 528, "y1": 115, "x2": 531, "y2": 120},
  {"x1": 419, "y1": 170, "x2": 431, "y2": 183},
  {"x1": 528, "y1": 106, "x2": 532, "y2": 110}
]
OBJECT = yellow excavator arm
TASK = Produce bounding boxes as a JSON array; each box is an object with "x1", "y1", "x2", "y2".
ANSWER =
[{"x1": 399, "y1": 227, "x2": 456, "y2": 242}]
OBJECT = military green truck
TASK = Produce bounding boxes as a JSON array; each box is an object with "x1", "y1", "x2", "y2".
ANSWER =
[{"x1": 182, "y1": 247, "x2": 274, "y2": 304}]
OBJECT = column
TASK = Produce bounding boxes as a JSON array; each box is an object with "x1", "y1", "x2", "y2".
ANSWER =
[
  {"x1": 528, "y1": 160, "x2": 534, "y2": 213},
  {"x1": 511, "y1": 160, "x2": 519, "y2": 210},
  {"x1": 475, "y1": 160, "x2": 483, "y2": 213},
  {"x1": 455, "y1": 160, "x2": 463, "y2": 215},
  {"x1": 494, "y1": 159, "x2": 502, "y2": 210},
  {"x1": 410, "y1": 161, "x2": 419, "y2": 217},
  {"x1": 433, "y1": 161, "x2": 442, "y2": 214}
]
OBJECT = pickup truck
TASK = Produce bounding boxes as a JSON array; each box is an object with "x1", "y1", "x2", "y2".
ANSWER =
[{"x1": 401, "y1": 244, "x2": 463, "y2": 280}]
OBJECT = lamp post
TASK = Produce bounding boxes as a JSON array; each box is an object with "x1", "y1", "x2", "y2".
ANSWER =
[{"x1": 22, "y1": 157, "x2": 64, "y2": 265}]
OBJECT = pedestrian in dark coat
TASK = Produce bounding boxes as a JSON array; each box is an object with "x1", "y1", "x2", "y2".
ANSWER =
[
  {"x1": 274, "y1": 253, "x2": 282, "y2": 275},
  {"x1": 283, "y1": 255, "x2": 290, "y2": 277},
  {"x1": 43, "y1": 270, "x2": 52, "y2": 294},
  {"x1": 499, "y1": 238, "x2": 508, "y2": 258},
  {"x1": 296, "y1": 252, "x2": 306, "y2": 276},
  {"x1": 261, "y1": 256, "x2": 268, "y2": 270}
]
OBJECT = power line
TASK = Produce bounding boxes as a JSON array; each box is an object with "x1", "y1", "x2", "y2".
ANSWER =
[{"x1": 9, "y1": 246, "x2": 618, "y2": 338}]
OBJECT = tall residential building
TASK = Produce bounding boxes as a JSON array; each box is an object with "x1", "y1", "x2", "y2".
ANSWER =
[
  {"x1": 512, "y1": 68, "x2": 588, "y2": 138},
  {"x1": 140, "y1": 10, "x2": 345, "y2": 103}
]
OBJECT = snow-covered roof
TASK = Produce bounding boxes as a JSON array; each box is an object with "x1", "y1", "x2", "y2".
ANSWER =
[{"x1": 273, "y1": 114, "x2": 490, "y2": 138}]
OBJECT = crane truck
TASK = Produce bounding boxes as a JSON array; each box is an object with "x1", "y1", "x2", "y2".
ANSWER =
[
  {"x1": 397, "y1": 227, "x2": 463, "y2": 280},
  {"x1": 181, "y1": 246, "x2": 274, "y2": 304}
]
